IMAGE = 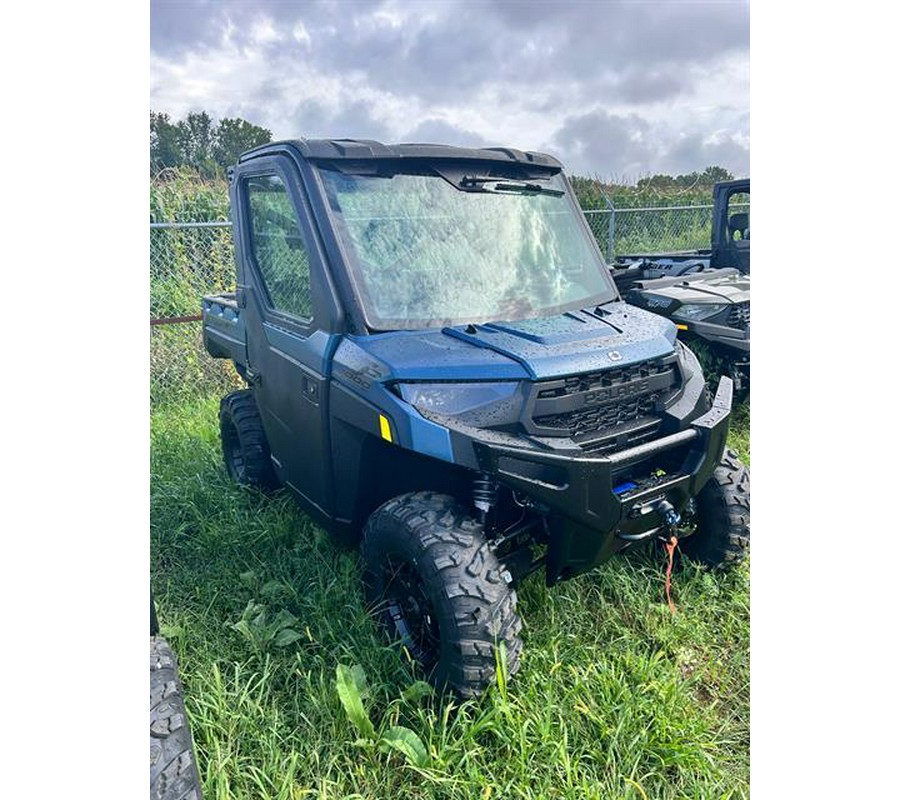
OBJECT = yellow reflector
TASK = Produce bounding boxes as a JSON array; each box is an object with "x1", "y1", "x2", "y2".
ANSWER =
[
  {"x1": 379, "y1": 414, "x2": 392, "y2": 443},
  {"x1": 676, "y1": 323, "x2": 688, "y2": 331}
]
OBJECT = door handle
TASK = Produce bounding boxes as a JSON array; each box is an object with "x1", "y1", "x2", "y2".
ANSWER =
[{"x1": 301, "y1": 376, "x2": 319, "y2": 406}]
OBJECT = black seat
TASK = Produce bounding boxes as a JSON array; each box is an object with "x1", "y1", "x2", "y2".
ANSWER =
[{"x1": 729, "y1": 213, "x2": 749, "y2": 241}]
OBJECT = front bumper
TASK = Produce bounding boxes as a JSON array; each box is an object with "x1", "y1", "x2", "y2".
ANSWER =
[
  {"x1": 680, "y1": 319, "x2": 750, "y2": 354},
  {"x1": 473, "y1": 376, "x2": 734, "y2": 584}
]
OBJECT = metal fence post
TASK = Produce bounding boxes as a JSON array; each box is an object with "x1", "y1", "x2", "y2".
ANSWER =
[
  {"x1": 599, "y1": 190, "x2": 616, "y2": 262},
  {"x1": 608, "y1": 207, "x2": 616, "y2": 262}
]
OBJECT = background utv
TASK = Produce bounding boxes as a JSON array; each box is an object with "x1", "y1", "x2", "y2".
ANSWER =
[
  {"x1": 611, "y1": 179, "x2": 751, "y2": 393},
  {"x1": 202, "y1": 139, "x2": 750, "y2": 698}
]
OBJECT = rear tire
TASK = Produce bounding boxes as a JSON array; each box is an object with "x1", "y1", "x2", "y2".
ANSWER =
[
  {"x1": 219, "y1": 390, "x2": 279, "y2": 490},
  {"x1": 681, "y1": 448, "x2": 750, "y2": 568},
  {"x1": 150, "y1": 637, "x2": 202, "y2": 800},
  {"x1": 362, "y1": 492, "x2": 523, "y2": 699}
]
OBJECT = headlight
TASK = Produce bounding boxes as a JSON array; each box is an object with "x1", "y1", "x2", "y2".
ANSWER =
[
  {"x1": 672, "y1": 303, "x2": 728, "y2": 322},
  {"x1": 397, "y1": 382, "x2": 519, "y2": 418}
]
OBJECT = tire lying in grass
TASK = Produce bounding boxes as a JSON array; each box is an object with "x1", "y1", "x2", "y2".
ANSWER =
[
  {"x1": 680, "y1": 448, "x2": 750, "y2": 568},
  {"x1": 219, "y1": 389, "x2": 279, "y2": 490},
  {"x1": 362, "y1": 492, "x2": 523, "y2": 699},
  {"x1": 150, "y1": 637, "x2": 203, "y2": 800}
]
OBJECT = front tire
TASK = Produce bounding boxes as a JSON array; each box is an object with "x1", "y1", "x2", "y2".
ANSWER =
[
  {"x1": 362, "y1": 492, "x2": 523, "y2": 699},
  {"x1": 681, "y1": 448, "x2": 750, "y2": 568}
]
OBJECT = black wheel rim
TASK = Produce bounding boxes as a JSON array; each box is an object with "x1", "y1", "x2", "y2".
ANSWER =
[
  {"x1": 221, "y1": 419, "x2": 245, "y2": 483},
  {"x1": 381, "y1": 557, "x2": 441, "y2": 672}
]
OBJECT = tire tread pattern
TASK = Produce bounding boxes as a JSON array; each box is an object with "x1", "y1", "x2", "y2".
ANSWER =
[
  {"x1": 362, "y1": 492, "x2": 523, "y2": 699},
  {"x1": 219, "y1": 389, "x2": 279, "y2": 490},
  {"x1": 681, "y1": 448, "x2": 750, "y2": 568},
  {"x1": 150, "y1": 637, "x2": 202, "y2": 800}
]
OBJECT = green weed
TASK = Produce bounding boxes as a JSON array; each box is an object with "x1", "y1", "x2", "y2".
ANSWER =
[
  {"x1": 334, "y1": 663, "x2": 432, "y2": 768},
  {"x1": 228, "y1": 600, "x2": 306, "y2": 655}
]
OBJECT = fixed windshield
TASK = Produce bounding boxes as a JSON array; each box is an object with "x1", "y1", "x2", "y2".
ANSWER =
[{"x1": 319, "y1": 167, "x2": 617, "y2": 329}]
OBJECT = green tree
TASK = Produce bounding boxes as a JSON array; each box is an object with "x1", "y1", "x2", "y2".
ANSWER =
[
  {"x1": 214, "y1": 117, "x2": 272, "y2": 168},
  {"x1": 150, "y1": 111, "x2": 182, "y2": 174},
  {"x1": 176, "y1": 111, "x2": 217, "y2": 176},
  {"x1": 701, "y1": 165, "x2": 734, "y2": 184},
  {"x1": 637, "y1": 166, "x2": 735, "y2": 192}
]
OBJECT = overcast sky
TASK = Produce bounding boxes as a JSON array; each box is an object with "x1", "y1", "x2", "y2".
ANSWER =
[{"x1": 150, "y1": 0, "x2": 749, "y2": 180}]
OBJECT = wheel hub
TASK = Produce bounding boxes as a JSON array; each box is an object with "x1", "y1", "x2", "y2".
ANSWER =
[{"x1": 383, "y1": 560, "x2": 440, "y2": 670}]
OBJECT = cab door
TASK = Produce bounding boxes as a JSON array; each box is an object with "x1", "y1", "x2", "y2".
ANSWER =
[{"x1": 231, "y1": 157, "x2": 336, "y2": 519}]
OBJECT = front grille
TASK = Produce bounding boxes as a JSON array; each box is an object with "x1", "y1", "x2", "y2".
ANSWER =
[
  {"x1": 528, "y1": 357, "x2": 679, "y2": 445},
  {"x1": 534, "y1": 393, "x2": 663, "y2": 437},
  {"x1": 727, "y1": 302, "x2": 750, "y2": 329},
  {"x1": 536, "y1": 359, "x2": 674, "y2": 399},
  {"x1": 576, "y1": 419, "x2": 663, "y2": 455}
]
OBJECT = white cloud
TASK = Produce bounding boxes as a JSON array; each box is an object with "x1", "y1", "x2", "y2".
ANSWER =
[
  {"x1": 249, "y1": 17, "x2": 282, "y2": 46},
  {"x1": 150, "y1": 0, "x2": 749, "y2": 179}
]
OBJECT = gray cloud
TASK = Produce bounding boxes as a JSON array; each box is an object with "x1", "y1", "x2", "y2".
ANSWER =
[
  {"x1": 548, "y1": 108, "x2": 749, "y2": 180},
  {"x1": 150, "y1": 0, "x2": 384, "y2": 56},
  {"x1": 400, "y1": 118, "x2": 489, "y2": 147},
  {"x1": 609, "y1": 69, "x2": 692, "y2": 106},
  {"x1": 150, "y1": 0, "x2": 221, "y2": 56},
  {"x1": 488, "y1": 0, "x2": 748, "y2": 66},
  {"x1": 658, "y1": 133, "x2": 750, "y2": 178},
  {"x1": 288, "y1": 98, "x2": 393, "y2": 142},
  {"x1": 549, "y1": 109, "x2": 654, "y2": 179},
  {"x1": 150, "y1": 0, "x2": 749, "y2": 179},
  {"x1": 151, "y1": 0, "x2": 747, "y2": 102},
  {"x1": 291, "y1": 1, "x2": 747, "y2": 106}
]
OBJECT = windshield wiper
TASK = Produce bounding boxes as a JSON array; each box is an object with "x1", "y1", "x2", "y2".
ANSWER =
[{"x1": 458, "y1": 176, "x2": 564, "y2": 197}]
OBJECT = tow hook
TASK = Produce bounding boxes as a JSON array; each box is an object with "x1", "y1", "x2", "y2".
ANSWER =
[
  {"x1": 653, "y1": 500, "x2": 681, "y2": 540},
  {"x1": 616, "y1": 498, "x2": 682, "y2": 543}
]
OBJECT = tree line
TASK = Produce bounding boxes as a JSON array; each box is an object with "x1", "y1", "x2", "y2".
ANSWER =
[
  {"x1": 151, "y1": 110, "x2": 272, "y2": 177},
  {"x1": 151, "y1": 110, "x2": 736, "y2": 194}
]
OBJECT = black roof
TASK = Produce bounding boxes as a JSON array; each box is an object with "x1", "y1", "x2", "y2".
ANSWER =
[
  {"x1": 715, "y1": 178, "x2": 750, "y2": 191},
  {"x1": 240, "y1": 138, "x2": 563, "y2": 171}
]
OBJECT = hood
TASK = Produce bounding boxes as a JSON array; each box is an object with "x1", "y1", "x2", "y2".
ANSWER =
[
  {"x1": 635, "y1": 269, "x2": 750, "y2": 305},
  {"x1": 333, "y1": 303, "x2": 677, "y2": 385}
]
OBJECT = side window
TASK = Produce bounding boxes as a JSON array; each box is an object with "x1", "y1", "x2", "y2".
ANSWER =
[{"x1": 246, "y1": 174, "x2": 313, "y2": 320}]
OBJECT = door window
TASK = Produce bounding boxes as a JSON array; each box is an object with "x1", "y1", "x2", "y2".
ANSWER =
[{"x1": 246, "y1": 174, "x2": 313, "y2": 319}]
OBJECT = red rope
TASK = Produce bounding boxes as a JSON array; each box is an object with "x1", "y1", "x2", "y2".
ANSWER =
[{"x1": 664, "y1": 535, "x2": 678, "y2": 615}]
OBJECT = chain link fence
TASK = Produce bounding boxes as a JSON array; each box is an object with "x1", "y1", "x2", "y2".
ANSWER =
[
  {"x1": 150, "y1": 202, "x2": 747, "y2": 406},
  {"x1": 150, "y1": 222, "x2": 242, "y2": 405},
  {"x1": 583, "y1": 204, "x2": 726, "y2": 261}
]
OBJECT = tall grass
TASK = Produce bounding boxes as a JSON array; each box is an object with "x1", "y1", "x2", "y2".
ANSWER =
[
  {"x1": 151, "y1": 168, "x2": 230, "y2": 223},
  {"x1": 149, "y1": 169, "x2": 724, "y2": 221},
  {"x1": 569, "y1": 176, "x2": 726, "y2": 211},
  {"x1": 152, "y1": 397, "x2": 750, "y2": 800}
]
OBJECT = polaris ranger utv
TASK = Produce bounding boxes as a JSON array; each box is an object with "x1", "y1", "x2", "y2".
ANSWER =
[
  {"x1": 611, "y1": 179, "x2": 750, "y2": 392},
  {"x1": 202, "y1": 139, "x2": 750, "y2": 698}
]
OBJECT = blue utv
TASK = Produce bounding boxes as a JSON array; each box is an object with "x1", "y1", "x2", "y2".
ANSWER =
[{"x1": 202, "y1": 139, "x2": 750, "y2": 698}]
